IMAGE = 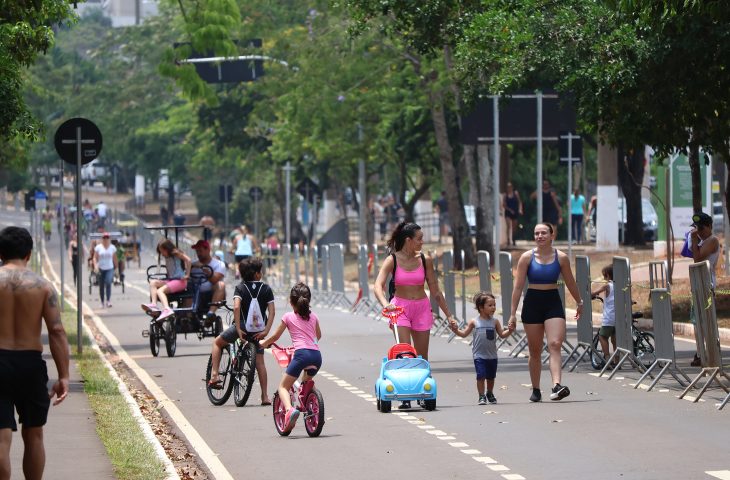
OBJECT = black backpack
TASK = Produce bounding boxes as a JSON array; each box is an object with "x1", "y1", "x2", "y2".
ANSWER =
[{"x1": 388, "y1": 252, "x2": 427, "y2": 301}]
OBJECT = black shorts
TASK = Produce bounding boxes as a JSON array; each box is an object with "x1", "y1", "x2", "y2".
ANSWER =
[
  {"x1": 220, "y1": 325, "x2": 264, "y2": 354},
  {"x1": 521, "y1": 289, "x2": 565, "y2": 324},
  {"x1": 0, "y1": 350, "x2": 50, "y2": 431},
  {"x1": 234, "y1": 255, "x2": 251, "y2": 263}
]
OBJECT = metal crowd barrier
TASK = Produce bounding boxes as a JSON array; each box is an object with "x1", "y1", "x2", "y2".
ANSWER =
[
  {"x1": 599, "y1": 256, "x2": 646, "y2": 378},
  {"x1": 679, "y1": 261, "x2": 730, "y2": 409},
  {"x1": 566, "y1": 256, "x2": 599, "y2": 370},
  {"x1": 634, "y1": 288, "x2": 690, "y2": 391}
]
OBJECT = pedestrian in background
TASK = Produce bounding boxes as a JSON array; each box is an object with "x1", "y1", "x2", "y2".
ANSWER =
[
  {"x1": 530, "y1": 179, "x2": 562, "y2": 239},
  {"x1": 92, "y1": 233, "x2": 118, "y2": 308},
  {"x1": 570, "y1": 187, "x2": 587, "y2": 244},
  {"x1": 449, "y1": 292, "x2": 513, "y2": 405},
  {"x1": 502, "y1": 182, "x2": 523, "y2": 246},
  {"x1": 0, "y1": 227, "x2": 70, "y2": 480},
  {"x1": 688, "y1": 211, "x2": 720, "y2": 366},
  {"x1": 508, "y1": 223, "x2": 583, "y2": 402}
]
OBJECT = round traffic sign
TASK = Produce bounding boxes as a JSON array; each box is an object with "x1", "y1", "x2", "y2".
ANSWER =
[
  {"x1": 249, "y1": 186, "x2": 264, "y2": 201},
  {"x1": 54, "y1": 118, "x2": 103, "y2": 165}
]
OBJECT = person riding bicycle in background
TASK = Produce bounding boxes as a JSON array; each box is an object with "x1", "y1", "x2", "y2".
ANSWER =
[
  {"x1": 591, "y1": 264, "x2": 617, "y2": 368},
  {"x1": 208, "y1": 258, "x2": 274, "y2": 406},
  {"x1": 142, "y1": 239, "x2": 191, "y2": 320},
  {"x1": 261, "y1": 282, "x2": 322, "y2": 434}
]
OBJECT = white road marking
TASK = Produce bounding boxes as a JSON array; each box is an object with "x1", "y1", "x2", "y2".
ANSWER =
[
  {"x1": 488, "y1": 465, "x2": 510, "y2": 472},
  {"x1": 707, "y1": 471, "x2": 730, "y2": 480},
  {"x1": 461, "y1": 449, "x2": 481, "y2": 455},
  {"x1": 502, "y1": 474, "x2": 526, "y2": 480},
  {"x1": 449, "y1": 442, "x2": 469, "y2": 448},
  {"x1": 426, "y1": 429, "x2": 448, "y2": 436},
  {"x1": 473, "y1": 457, "x2": 497, "y2": 464}
]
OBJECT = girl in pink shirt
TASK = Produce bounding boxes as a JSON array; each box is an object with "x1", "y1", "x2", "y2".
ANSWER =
[{"x1": 262, "y1": 282, "x2": 322, "y2": 433}]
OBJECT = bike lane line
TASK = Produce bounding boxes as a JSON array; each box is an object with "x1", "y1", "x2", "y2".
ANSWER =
[
  {"x1": 316, "y1": 371, "x2": 526, "y2": 480},
  {"x1": 42, "y1": 245, "x2": 234, "y2": 480}
]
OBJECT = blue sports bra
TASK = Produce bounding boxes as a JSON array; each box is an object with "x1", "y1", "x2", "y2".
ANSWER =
[{"x1": 527, "y1": 249, "x2": 561, "y2": 284}]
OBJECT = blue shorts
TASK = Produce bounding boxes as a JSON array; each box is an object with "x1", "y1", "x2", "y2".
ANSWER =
[
  {"x1": 286, "y1": 348, "x2": 322, "y2": 378},
  {"x1": 474, "y1": 358, "x2": 498, "y2": 380}
]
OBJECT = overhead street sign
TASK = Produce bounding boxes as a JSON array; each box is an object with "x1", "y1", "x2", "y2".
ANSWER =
[{"x1": 54, "y1": 117, "x2": 103, "y2": 165}]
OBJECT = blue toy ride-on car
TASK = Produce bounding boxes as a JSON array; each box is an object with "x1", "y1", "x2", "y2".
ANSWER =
[{"x1": 374, "y1": 307, "x2": 437, "y2": 413}]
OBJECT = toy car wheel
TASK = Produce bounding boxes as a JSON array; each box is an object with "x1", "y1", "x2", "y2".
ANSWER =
[
  {"x1": 422, "y1": 399, "x2": 436, "y2": 411},
  {"x1": 379, "y1": 399, "x2": 391, "y2": 413}
]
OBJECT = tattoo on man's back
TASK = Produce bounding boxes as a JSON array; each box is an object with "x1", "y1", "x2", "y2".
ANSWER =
[{"x1": 0, "y1": 269, "x2": 47, "y2": 291}]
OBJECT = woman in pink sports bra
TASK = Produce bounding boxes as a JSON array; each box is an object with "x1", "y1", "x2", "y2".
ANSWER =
[{"x1": 374, "y1": 222, "x2": 455, "y2": 364}]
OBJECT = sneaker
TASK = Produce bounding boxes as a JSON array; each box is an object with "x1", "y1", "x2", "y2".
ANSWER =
[
  {"x1": 284, "y1": 408, "x2": 300, "y2": 432},
  {"x1": 158, "y1": 308, "x2": 174, "y2": 320},
  {"x1": 486, "y1": 392, "x2": 497, "y2": 404},
  {"x1": 550, "y1": 383, "x2": 570, "y2": 401},
  {"x1": 106, "y1": 302, "x2": 112, "y2": 308},
  {"x1": 398, "y1": 400, "x2": 411, "y2": 410},
  {"x1": 529, "y1": 388, "x2": 542, "y2": 403},
  {"x1": 478, "y1": 395, "x2": 487, "y2": 405},
  {"x1": 141, "y1": 303, "x2": 159, "y2": 313}
]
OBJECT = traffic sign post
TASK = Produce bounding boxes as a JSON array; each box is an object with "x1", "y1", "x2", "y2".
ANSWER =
[
  {"x1": 559, "y1": 131, "x2": 582, "y2": 257},
  {"x1": 54, "y1": 118, "x2": 103, "y2": 354}
]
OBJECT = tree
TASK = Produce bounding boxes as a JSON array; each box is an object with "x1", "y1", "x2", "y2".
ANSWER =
[
  {"x1": 341, "y1": 0, "x2": 481, "y2": 267},
  {"x1": 0, "y1": 0, "x2": 75, "y2": 143}
]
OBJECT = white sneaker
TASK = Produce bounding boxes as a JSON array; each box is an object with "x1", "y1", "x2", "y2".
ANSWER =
[{"x1": 158, "y1": 308, "x2": 174, "y2": 320}]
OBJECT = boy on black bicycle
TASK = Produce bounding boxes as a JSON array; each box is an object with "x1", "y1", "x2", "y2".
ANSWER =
[
  {"x1": 208, "y1": 258, "x2": 275, "y2": 405},
  {"x1": 591, "y1": 265, "x2": 617, "y2": 368}
]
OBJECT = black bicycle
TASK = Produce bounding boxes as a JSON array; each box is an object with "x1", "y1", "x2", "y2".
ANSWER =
[
  {"x1": 204, "y1": 302, "x2": 257, "y2": 407},
  {"x1": 590, "y1": 297, "x2": 656, "y2": 369}
]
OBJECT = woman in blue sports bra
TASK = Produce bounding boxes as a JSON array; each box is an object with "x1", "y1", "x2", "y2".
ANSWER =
[{"x1": 507, "y1": 223, "x2": 583, "y2": 403}]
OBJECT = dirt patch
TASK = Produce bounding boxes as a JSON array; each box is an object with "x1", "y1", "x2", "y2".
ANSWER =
[{"x1": 83, "y1": 315, "x2": 210, "y2": 480}]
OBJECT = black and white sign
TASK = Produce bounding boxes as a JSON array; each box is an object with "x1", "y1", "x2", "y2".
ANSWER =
[
  {"x1": 249, "y1": 186, "x2": 264, "y2": 201},
  {"x1": 54, "y1": 118, "x2": 103, "y2": 165}
]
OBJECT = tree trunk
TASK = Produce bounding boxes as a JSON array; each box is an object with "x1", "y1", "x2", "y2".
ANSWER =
[
  {"x1": 463, "y1": 144, "x2": 478, "y2": 206},
  {"x1": 688, "y1": 143, "x2": 702, "y2": 213},
  {"x1": 617, "y1": 146, "x2": 645, "y2": 245},
  {"x1": 428, "y1": 88, "x2": 475, "y2": 269},
  {"x1": 475, "y1": 144, "x2": 495, "y2": 258}
]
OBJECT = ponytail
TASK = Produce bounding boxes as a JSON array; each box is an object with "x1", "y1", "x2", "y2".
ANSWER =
[{"x1": 290, "y1": 282, "x2": 312, "y2": 319}]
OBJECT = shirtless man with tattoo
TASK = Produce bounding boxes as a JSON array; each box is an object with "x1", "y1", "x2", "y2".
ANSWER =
[{"x1": 0, "y1": 226, "x2": 70, "y2": 480}]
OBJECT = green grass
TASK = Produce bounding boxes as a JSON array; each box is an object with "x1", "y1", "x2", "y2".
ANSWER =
[{"x1": 61, "y1": 310, "x2": 168, "y2": 480}]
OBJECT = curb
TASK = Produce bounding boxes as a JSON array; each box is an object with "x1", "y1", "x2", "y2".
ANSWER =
[{"x1": 41, "y1": 243, "x2": 180, "y2": 480}]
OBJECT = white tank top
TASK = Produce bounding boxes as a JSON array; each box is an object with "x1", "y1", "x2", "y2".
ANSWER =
[{"x1": 602, "y1": 282, "x2": 615, "y2": 327}]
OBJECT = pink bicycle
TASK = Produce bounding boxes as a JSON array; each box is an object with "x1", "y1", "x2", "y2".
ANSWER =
[{"x1": 270, "y1": 343, "x2": 325, "y2": 437}]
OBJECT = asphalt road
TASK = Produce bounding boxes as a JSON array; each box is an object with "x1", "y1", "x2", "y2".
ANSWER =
[{"x1": 4, "y1": 208, "x2": 730, "y2": 480}]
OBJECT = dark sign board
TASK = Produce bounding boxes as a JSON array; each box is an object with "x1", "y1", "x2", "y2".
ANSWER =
[
  {"x1": 558, "y1": 131, "x2": 583, "y2": 163},
  {"x1": 460, "y1": 90, "x2": 576, "y2": 144},
  {"x1": 175, "y1": 39, "x2": 264, "y2": 84},
  {"x1": 54, "y1": 117, "x2": 103, "y2": 165}
]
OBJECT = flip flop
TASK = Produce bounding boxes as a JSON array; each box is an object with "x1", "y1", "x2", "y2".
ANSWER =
[
  {"x1": 261, "y1": 401, "x2": 272, "y2": 406},
  {"x1": 208, "y1": 379, "x2": 224, "y2": 390}
]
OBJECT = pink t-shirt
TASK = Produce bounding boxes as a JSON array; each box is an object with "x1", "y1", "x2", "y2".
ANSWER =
[{"x1": 282, "y1": 311, "x2": 319, "y2": 351}]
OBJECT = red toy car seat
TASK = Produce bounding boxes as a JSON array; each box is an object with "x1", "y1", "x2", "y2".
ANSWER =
[{"x1": 388, "y1": 343, "x2": 418, "y2": 360}]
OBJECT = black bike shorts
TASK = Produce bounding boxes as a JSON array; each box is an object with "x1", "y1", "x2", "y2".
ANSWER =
[
  {"x1": 220, "y1": 325, "x2": 264, "y2": 354},
  {"x1": 0, "y1": 350, "x2": 50, "y2": 431},
  {"x1": 521, "y1": 289, "x2": 565, "y2": 324}
]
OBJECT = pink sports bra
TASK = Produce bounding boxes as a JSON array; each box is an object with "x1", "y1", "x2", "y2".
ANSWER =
[{"x1": 394, "y1": 260, "x2": 425, "y2": 286}]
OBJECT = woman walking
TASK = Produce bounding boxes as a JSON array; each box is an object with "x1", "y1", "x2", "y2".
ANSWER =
[
  {"x1": 373, "y1": 221, "x2": 455, "y2": 409},
  {"x1": 507, "y1": 223, "x2": 583, "y2": 402},
  {"x1": 502, "y1": 182, "x2": 523, "y2": 246}
]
